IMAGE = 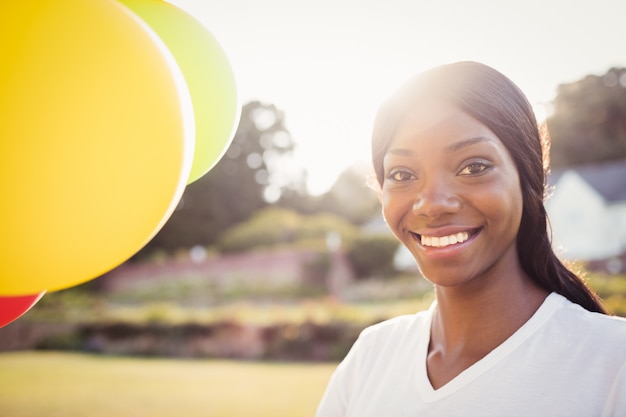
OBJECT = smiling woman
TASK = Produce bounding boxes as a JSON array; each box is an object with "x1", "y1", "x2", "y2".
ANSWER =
[
  {"x1": 381, "y1": 102, "x2": 524, "y2": 289},
  {"x1": 316, "y1": 61, "x2": 626, "y2": 417}
]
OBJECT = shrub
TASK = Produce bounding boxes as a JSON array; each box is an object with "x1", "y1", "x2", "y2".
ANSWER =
[
  {"x1": 298, "y1": 212, "x2": 359, "y2": 244},
  {"x1": 217, "y1": 207, "x2": 300, "y2": 252},
  {"x1": 347, "y1": 234, "x2": 400, "y2": 279},
  {"x1": 217, "y1": 207, "x2": 358, "y2": 253},
  {"x1": 301, "y1": 251, "x2": 332, "y2": 285}
]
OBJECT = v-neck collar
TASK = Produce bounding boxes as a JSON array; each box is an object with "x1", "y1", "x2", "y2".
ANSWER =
[{"x1": 415, "y1": 292, "x2": 562, "y2": 402}]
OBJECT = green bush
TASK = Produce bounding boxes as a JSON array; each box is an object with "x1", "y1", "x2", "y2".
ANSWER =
[
  {"x1": 217, "y1": 207, "x2": 299, "y2": 252},
  {"x1": 301, "y1": 251, "x2": 331, "y2": 284},
  {"x1": 586, "y1": 273, "x2": 626, "y2": 316},
  {"x1": 298, "y1": 212, "x2": 359, "y2": 243},
  {"x1": 36, "y1": 331, "x2": 85, "y2": 351},
  {"x1": 347, "y1": 234, "x2": 400, "y2": 279},
  {"x1": 217, "y1": 207, "x2": 358, "y2": 253}
]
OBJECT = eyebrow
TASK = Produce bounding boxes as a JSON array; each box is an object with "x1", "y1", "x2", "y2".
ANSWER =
[
  {"x1": 386, "y1": 136, "x2": 496, "y2": 157},
  {"x1": 385, "y1": 147, "x2": 414, "y2": 157},
  {"x1": 445, "y1": 136, "x2": 495, "y2": 153}
]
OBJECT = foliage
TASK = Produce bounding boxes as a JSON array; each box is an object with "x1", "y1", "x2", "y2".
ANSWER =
[
  {"x1": 31, "y1": 284, "x2": 103, "y2": 323},
  {"x1": 136, "y1": 101, "x2": 303, "y2": 257},
  {"x1": 6, "y1": 273, "x2": 626, "y2": 362},
  {"x1": 127, "y1": 101, "x2": 381, "y2": 261},
  {"x1": 547, "y1": 67, "x2": 626, "y2": 167},
  {"x1": 301, "y1": 252, "x2": 332, "y2": 284},
  {"x1": 217, "y1": 207, "x2": 299, "y2": 252},
  {"x1": 319, "y1": 164, "x2": 382, "y2": 224},
  {"x1": 21, "y1": 272, "x2": 625, "y2": 328},
  {"x1": 297, "y1": 212, "x2": 361, "y2": 243},
  {"x1": 346, "y1": 234, "x2": 401, "y2": 279},
  {"x1": 586, "y1": 272, "x2": 626, "y2": 317},
  {"x1": 279, "y1": 162, "x2": 381, "y2": 225},
  {"x1": 16, "y1": 275, "x2": 434, "y2": 330},
  {"x1": 217, "y1": 207, "x2": 359, "y2": 253}
]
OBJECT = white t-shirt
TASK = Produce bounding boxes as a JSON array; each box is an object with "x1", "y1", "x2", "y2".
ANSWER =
[{"x1": 316, "y1": 293, "x2": 626, "y2": 417}]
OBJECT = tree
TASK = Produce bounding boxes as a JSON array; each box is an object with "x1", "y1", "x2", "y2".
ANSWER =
[
  {"x1": 318, "y1": 163, "x2": 382, "y2": 225},
  {"x1": 346, "y1": 234, "x2": 400, "y2": 279},
  {"x1": 278, "y1": 162, "x2": 381, "y2": 225},
  {"x1": 547, "y1": 67, "x2": 626, "y2": 168},
  {"x1": 137, "y1": 101, "x2": 303, "y2": 256}
]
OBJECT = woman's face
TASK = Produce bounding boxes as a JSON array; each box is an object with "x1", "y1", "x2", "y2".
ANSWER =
[{"x1": 381, "y1": 101, "x2": 524, "y2": 288}]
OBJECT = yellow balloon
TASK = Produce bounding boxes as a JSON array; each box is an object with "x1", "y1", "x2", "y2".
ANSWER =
[
  {"x1": 119, "y1": 0, "x2": 240, "y2": 184},
  {"x1": 0, "y1": 0, "x2": 194, "y2": 295}
]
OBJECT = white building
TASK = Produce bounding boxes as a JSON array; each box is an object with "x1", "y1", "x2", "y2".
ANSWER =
[{"x1": 546, "y1": 160, "x2": 626, "y2": 271}]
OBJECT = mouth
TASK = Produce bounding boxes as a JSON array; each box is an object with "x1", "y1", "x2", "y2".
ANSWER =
[{"x1": 411, "y1": 228, "x2": 481, "y2": 249}]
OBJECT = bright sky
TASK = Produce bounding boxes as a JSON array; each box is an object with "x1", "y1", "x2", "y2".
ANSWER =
[{"x1": 170, "y1": 0, "x2": 626, "y2": 195}]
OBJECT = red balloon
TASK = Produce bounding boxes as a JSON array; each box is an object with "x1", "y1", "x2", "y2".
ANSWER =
[{"x1": 0, "y1": 291, "x2": 45, "y2": 328}]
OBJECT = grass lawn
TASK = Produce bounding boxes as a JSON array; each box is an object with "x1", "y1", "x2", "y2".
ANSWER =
[{"x1": 0, "y1": 351, "x2": 336, "y2": 417}]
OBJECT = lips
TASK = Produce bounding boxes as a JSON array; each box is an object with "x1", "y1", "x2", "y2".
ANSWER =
[{"x1": 411, "y1": 228, "x2": 480, "y2": 249}]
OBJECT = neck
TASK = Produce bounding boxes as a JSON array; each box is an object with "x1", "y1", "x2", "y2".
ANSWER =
[
  {"x1": 430, "y1": 270, "x2": 548, "y2": 355},
  {"x1": 424, "y1": 248, "x2": 550, "y2": 390}
]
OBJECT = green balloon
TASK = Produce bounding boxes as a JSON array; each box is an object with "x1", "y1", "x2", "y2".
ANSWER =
[{"x1": 120, "y1": 0, "x2": 240, "y2": 183}]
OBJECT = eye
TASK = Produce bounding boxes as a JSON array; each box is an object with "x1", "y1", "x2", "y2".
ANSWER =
[
  {"x1": 386, "y1": 168, "x2": 416, "y2": 183},
  {"x1": 458, "y1": 161, "x2": 491, "y2": 176}
]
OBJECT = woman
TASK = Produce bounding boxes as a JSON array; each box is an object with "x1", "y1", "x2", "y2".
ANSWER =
[{"x1": 316, "y1": 62, "x2": 626, "y2": 416}]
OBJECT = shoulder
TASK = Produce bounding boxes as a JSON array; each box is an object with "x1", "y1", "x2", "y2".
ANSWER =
[
  {"x1": 333, "y1": 309, "x2": 431, "y2": 381},
  {"x1": 356, "y1": 309, "x2": 430, "y2": 350},
  {"x1": 553, "y1": 293, "x2": 626, "y2": 330},
  {"x1": 315, "y1": 309, "x2": 432, "y2": 416},
  {"x1": 362, "y1": 310, "x2": 430, "y2": 335},
  {"x1": 549, "y1": 293, "x2": 626, "y2": 348}
]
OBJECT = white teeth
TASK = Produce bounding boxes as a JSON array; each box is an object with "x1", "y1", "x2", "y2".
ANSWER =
[{"x1": 421, "y1": 231, "x2": 469, "y2": 248}]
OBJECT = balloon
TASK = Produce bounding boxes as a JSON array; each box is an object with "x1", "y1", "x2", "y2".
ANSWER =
[
  {"x1": 0, "y1": 0, "x2": 194, "y2": 295},
  {"x1": 0, "y1": 292, "x2": 46, "y2": 328},
  {"x1": 119, "y1": 0, "x2": 240, "y2": 184}
]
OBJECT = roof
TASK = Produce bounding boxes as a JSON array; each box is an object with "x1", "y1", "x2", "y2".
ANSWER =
[{"x1": 548, "y1": 159, "x2": 626, "y2": 203}]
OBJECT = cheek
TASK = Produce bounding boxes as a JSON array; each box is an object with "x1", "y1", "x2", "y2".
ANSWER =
[
  {"x1": 381, "y1": 192, "x2": 395, "y2": 225},
  {"x1": 381, "y1": 191, "x2": 406, "y2": 235},
  {"x1": 512, "y1": 189, "x2": 525, "y2": 233},
  {"x1": 513, "y1": 184, "x2": 524, "y2": 218},
  {"x1": 496, "y1": 177, "x2": 524, "y2": 233},
  {"x1": 502, "y1": 160, "x2": 524, "y2": 226},
  {"x1": 475, "y1": 173, "x2": 524, "y2": 236}
]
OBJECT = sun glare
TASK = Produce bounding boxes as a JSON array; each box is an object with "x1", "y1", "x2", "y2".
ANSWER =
[{"x1": 167, "y1": 0, "x2": 626, "y2": 197}]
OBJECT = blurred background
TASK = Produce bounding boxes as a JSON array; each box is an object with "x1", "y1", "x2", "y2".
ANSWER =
[{"x1": 2, "y1": 0, "x2": 626, "y2": 416}]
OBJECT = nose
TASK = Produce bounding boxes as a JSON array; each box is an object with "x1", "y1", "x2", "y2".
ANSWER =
[{"x1": 411, "y1": 177, "x2": 462, "y2": 218}]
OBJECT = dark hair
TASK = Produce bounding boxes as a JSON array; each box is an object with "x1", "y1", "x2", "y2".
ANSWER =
[{"x1": 371, "y1": 61, "x2": 606, "y2": 314}]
